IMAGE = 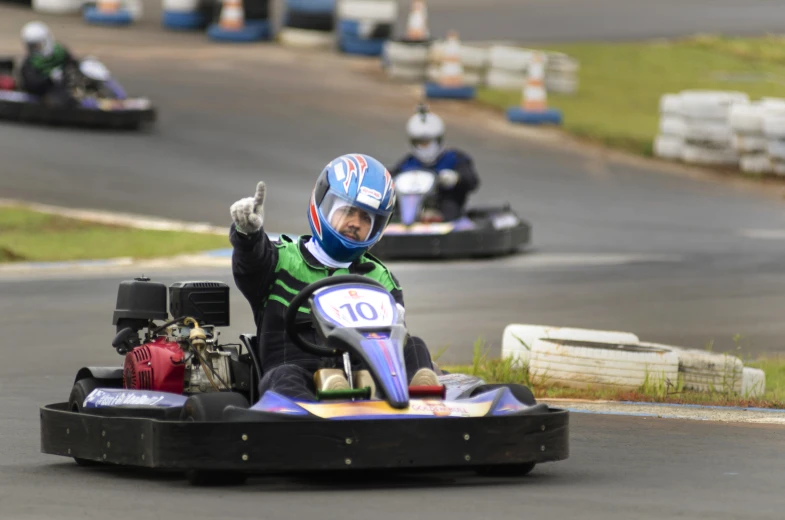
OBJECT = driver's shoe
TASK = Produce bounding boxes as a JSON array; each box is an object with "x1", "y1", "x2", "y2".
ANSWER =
[
  {"x1": 410, "y1": 368, "x2": 441, "y2": 387},
  {"x1": 314, "y1": 369, "x2": 351, "y2": 392}
]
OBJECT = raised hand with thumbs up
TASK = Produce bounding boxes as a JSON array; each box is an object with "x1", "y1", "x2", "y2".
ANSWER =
[{"x1": 230, "y1": 181, "x2": 266, "y2": 235}]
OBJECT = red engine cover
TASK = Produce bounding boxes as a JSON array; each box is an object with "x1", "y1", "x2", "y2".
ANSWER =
[
  {"x1": 123, "y1": 337, "x2": 186, "y2": 394},
  {"x1": 0, "y1": 75, "x2": 15, "y2": 91}
]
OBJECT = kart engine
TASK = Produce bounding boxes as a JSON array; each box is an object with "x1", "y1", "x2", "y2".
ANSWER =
[{"x1": 112, "y1": 278, "x2": 235, "y2": 395}]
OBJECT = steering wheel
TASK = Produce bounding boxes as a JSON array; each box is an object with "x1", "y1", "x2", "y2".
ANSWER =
[{"x1": 284, "y1": 274, "x2": 388, "y2": 357}]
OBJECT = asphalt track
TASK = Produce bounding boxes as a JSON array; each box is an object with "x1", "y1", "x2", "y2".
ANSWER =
[{"x1": 1, "y1": 5, "x2": 785, "y2": 519}]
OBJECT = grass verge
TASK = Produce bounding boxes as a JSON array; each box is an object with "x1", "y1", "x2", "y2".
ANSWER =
[
  {"x1": 0, "y1": 207, "x2": 229, "y2": 263},
  {"x1": 476, "y1": 34, "x2": 785, "y2": 158},
  {"x1": 440, "y1": 339, "x2": 785, "y2": 409}
]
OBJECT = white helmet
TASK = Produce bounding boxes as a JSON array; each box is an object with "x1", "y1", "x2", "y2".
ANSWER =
[
  {"x1": 406, "y1": 105, "x2": 445, "y2": 164},
  {"x1": 406, "y1": 110, "x2": 445, "y2": 141},
  {"x1": 21, "y1": 21, "x2": 55, "y2": 57}
]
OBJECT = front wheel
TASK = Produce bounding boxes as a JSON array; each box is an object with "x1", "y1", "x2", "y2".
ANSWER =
[
  {"x1": 180, "y1": 392, "x2": 251, "y2": 486},
  {"x1": 67, "y1": 378, "x2": 103, "y2": 467}
]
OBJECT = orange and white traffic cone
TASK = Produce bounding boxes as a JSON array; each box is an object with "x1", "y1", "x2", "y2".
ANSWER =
[
  {"x1": 437, "y1": 30, "x2": 464, "y2": 88},
  {"x1": 217, "y1": 0, "x2": 245, "y2": 31},
  {"x1": 96, "y1": 0, "x2": 120, "y2": 14},
  {"x1": 424, "y1": 30, "x2": 475, "y2": 99},
  {"x1": 522, "y1": 51, "x2": 547, "y2": 111},
  {"x1": 506, "y1": 51, "x2": 562, "y2": 125},
  {"x1": 207, "y1": 0, "x2": 269, "y2": 42},
  {"x1": 84, "y1": 0, "x2": 133, "y2": 25},
  {"x1": 404, "y1": 0, "x2": 429, "y2": 41}
]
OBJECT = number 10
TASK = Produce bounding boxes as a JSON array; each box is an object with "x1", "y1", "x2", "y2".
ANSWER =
[{"x1": 340, "y1": 302, "x2": 379, "y2": 322}]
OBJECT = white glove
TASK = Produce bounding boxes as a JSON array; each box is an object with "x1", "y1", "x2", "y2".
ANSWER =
[
  {"x1": 49, "y1": 67, "x2": 63, "y2": 83},
  {"x1": 438, "y1": 169, "x2": 460, "y2": 189},
  {"x1": 230, "y1": 181, "x2": 265, "y2": 235},
  {"x1": 395, "y1": 303, "x2": 406, "y2": 325}
]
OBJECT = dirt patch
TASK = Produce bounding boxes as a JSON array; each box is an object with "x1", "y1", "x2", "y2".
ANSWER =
[{"x1": 0, "y1": 247, "x2": 26, "y2": 262}]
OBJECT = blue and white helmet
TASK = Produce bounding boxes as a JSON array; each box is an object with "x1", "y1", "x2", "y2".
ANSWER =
[{"x1": 308, "y1": 153, "x2": 396, "y2": 263}]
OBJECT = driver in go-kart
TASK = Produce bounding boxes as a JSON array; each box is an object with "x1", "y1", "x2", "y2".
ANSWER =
[
  {"x1": 229, "y1": 153, "x2": 441, "y2": 401},
  {"x1": 389, "y1": 105, "x2": 480, "y2": 222},
  {"x1": 19, "y1": 21, "x2": 78, "y2": 107}
]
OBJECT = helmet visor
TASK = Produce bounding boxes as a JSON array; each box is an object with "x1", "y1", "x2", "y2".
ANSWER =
[
  {"x1": 411, "y1": 137, "x2": 437, "y2": 148},
  {"x1": 320, "y1": 192, "x2": 388, "y2": 243},
  {"x1": 26, "y1": 41, "x2": 45, "y2": 55}
]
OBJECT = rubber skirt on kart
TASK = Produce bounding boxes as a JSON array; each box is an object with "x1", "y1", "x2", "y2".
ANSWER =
[
  {"x1": 40, "y1": 402, "x2": 568, "y2": 473},
  {"x1": 370, "y1": 219, "x2": 531, "y2": 261},
  {"x1": 0, "y1": 99, "x2": 156, "y2": 130}
]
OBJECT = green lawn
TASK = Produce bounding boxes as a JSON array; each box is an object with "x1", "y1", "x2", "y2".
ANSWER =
[
  {"x1": 0, "y1": 207, "x2": 229, "y2": 263},
  {"x1": 477, "y1": 35, "x2": 785, "y2": 156}
]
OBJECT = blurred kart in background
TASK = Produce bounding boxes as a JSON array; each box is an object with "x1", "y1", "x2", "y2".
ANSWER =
[
  {"x1": 0, "y1": 55, "x2": 156, "y2": 130},
  {"x1": 371, "y1": 169, "x2": 531, "y2": 260}
]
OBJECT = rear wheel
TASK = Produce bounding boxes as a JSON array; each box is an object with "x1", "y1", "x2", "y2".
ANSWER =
[
  {"x1": 180, "y1": 392, "x2": 251, "y2": 486},
  {"x1": 67, "y1": 378, "x2": 103, "y2": 467}
]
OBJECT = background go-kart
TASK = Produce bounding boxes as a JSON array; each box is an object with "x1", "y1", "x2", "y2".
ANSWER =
[{"x1": 1, "y1": 1, "x2": 785, "y2": 519}]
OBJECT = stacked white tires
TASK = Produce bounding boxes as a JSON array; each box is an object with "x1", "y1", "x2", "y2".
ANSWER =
[
  {"x1": 382, "y1": 39, "x2": 431, "y2": 82},
  {"x1": 655, "y1": 90, "x2": 747, "y2": 166},
  {"x1": 336, "y1": 0, "x2": 397, "y2": 56},
  {"x1": 501, "y1": 324, "x2": 766, "y2": 398},
  {"x1": 477, "y1": 45, "x2": 580, "y2": 93},
  {"x1": 279, "y1": 0, "x2": 336, "y2": 49},
  {"x1": 426, "y1": 40, "x2": 488, "y2": 87}
]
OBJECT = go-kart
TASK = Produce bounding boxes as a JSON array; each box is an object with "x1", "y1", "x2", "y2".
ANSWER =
[
  {"x1": 39, "y1": 275, "x2": 568, "y2": 485},
  {"x1": 370, "y1": 169, "x2": 531, "y2": 260},
  {"x1": 0, "y1": 56, "x2": 155, "y2": 130}
]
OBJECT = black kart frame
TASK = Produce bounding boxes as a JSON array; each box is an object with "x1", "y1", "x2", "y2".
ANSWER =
[{"x1": 40, "y1": 402, "x2": 568, "y2": 473}]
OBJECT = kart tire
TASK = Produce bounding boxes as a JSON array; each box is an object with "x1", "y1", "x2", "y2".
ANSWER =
[
  {"x1": 488, "y1": 45, "x2": 532, "y2": 72},
  {"x1": 475, "y1": 462, "x2": 536, "y2": 477},
  {"x1": 67, "y1": 377, "x2": 103, "y2": 467},
  {"x1": 472, "y1": 383, "x2": 536, "y2": 405},
  {"x1": 285, "y1": 10, "x2": 335, "y2": 31},
  {"x1": 338, "y1": 19, "x2": 392, "y2": 40},
  {"x1": 338, "y1": 32, "x2": 386, "y2": 56},
  {"x1": 181, "y1": 392, "x2": 251, "y2": 486},
  {"x1": 180, "y1": 392, "x2": 250, "y2": 421}
]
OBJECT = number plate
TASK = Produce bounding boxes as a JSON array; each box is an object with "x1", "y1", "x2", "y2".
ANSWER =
[
  {"x1": 313, "y1": 285, "x2": 397, "y2": 328},
  {"x1": 492, "y1": 213, "x2": 520, "y2": 229}
]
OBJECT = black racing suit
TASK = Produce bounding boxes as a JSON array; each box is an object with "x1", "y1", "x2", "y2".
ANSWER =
[
  {"x1": 230, "y1": 225, "x2": 435, "y2": 401},
  {"x1": 20, "y1": 43, "x2": 78, "y2": 107},
  {"x1": 390, "y1": 148, "x2": 480, "y2": 221}
]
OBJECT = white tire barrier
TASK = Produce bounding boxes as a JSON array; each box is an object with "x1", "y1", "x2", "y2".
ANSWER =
[
  {"x1": 382, "y1": 40, "x2": 430, "y2": 82},
  {"x1": 485, "y1": 45, "x2": 579, "y2": 94},
  {"x1": 337, "y1": 0, "x2": 397, "y2": 56},
  {"x1": 741, "y1": 367, "x2": 766, "y2": 398},
  {"x1": 654, "y1": 135, "x2": 683, "y2": 160},
  {"x1": 638, "y1": 342, "x2": 743, "y2": 393},
  {"x1": 427, "y1": 39, "x2": 489, "y2": 88},
  {"x1": 655, "y1": 91, "x2": 746, "y2": 166},
  {"x1": 740, "y1": 153, "x2": 773, "y2": 174},
  {"x1": 528, "y1": 338, "x2": 680, "y2": 391},
  {"x1": 32, "y1": 0, "x2": 84, "y2": 14},
  {"x1": 501, "y1": 324, "x2": 640, "y2": 368},
  {"x1": 277, "y1": 27, "x2": 335, "y2": 49},
  {"x1": 655, "y1": 91, "x2": 785, "y2": 176},
  {"x1": 502, "y1": 323, "x2": 765, "y2": 397}
]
